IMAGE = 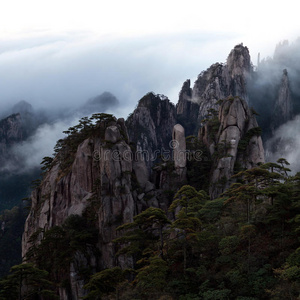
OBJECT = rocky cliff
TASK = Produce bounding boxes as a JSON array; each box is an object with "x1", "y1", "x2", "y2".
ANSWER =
[
  {"x1": 22, "y1": 113, "x2": 182, "y2": 299},
  {"x1": 0, "y1": 113, "x2": 24, "y2": 169},
  {"x1": 176, "y1": 44, "x2": 252, "y2": 137},
  {"x1": 270, "y1": 69, "x2": 293, "y2": 132},
  {"x1": 126, "y1": 92, "x2": 177, "y2": 172},
  {"x1": 0, "y1": 100, "x2": 40, "y2": 171},
  {"x1": 22, "y1": 119, "x2": 131, "y2": 233},
  {"x1": 22, "y1": 116, "x2": 136, "y2": 298},
  {"x1": 198, "y1": 96, "x2": 264, "y2": 198},
  {"x1": 176, "y1": 79, "x2": 200, "y2": 135},
  {"x1": 21, "y1": 44, "x2": 267, "y2": 299}
]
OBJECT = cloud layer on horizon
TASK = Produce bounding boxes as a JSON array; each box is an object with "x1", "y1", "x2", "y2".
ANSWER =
[
  {"x1": 0, "y1": 30, "x2": 273, "y2": 116},
  {"x1": 1, "y1": 30, "x2": 300, "y2": 174}
]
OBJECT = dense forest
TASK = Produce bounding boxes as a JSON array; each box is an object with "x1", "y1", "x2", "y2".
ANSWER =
[{"x1": 0, "y1": 128, "x2": 299, "y2": 299}]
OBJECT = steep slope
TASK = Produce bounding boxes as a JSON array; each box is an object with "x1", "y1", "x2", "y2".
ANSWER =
[
  {"x1": 0, "y1": 113, "x2": 24, "y2": 162},
  {"x1": 0, "y1": 112, "x2": 31, "y2": 176},
  {"x1": 22, "y1": 115, "x2": 136, "y2": 298},
  {"x1": 193, "y1": 44, "x2": 252, "y2": 120},
  {"x1": 198, "y1": 96, "x2": 264, "y2": 198},
  {"x1": 19, "y1": 43, "x2": 270, "y2": 299},
  {"x1": 176, "y1": 44, "x2": 252, "y2": 135},
  {"x1": 271, "y1": 69, "x2": 292, "y2": 132},
  {"x1": 176, "y1": 79, "x2": 200, "y2": 135},
  {"x1": 0, "y1": 107, "x2": 42, "y2": 211},
  {"x1": 126, "y1": 92, "x2": 177, "y2": 172},
  {"x1": 0, "y1": 100, "x2": 42, "y2": 171},
  {"x1": 22, "y1": 112, "x2": 183, "y2": 299}
]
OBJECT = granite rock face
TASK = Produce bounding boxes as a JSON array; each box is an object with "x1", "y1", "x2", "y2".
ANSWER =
[
  {"x1": 126, "y1": 92, "x2": 177, "y2": 172},
  {"x1": 176, "y1": 79, "x2": 200, "y2": 135},
  {"x1": 199, "y1": 97, "x2": 264, "y2": 198},
  {"x1": 226, "y1": 43, "x2": 251, "y2": 102},
  {"x1": 22, "y1": 111, "x2": 180, "y2": 299},
  {"x1": 21, "y1": 43, "x2": 268, "y2": 299},
  {"x1": 192, "y1": 62, "x2": 230, "y2": 120},
  {"x1": 177, "y1": 44, "x2": 252, "y2": 134},
  {"x1": 271, "y1": 69, "x2": 292, "y2": 132},
  {"x1": 172, "y1": 124, "x2": 186, "y2": 169},
  {"x1": 22, "y1": 119, "x2": 137, "y2": 299},
  {"x1": 193, "y1": 44, "x2": 251, "y2": 120},
  {"x1": 172, "y1": 124, "x2": 187, "y2": 180}
]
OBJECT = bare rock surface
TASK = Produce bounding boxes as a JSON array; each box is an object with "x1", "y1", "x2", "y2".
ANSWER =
[{"x1": 198, "y1": 97, "x2": 264, "y2": 198}]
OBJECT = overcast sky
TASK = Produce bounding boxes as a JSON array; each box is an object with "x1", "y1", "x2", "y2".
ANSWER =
[{"x1": 0, "y1": 0, "x2": 299, "y2": 117}]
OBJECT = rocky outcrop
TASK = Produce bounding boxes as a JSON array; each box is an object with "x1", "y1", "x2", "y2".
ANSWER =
[
  {"x1": 226, "y1": 43, "x2": 251, "y2": 102},
  {"x1": 198, "y1": 97, "x2": 264, "y2": 198},
  {"x1": 22, "y1": 113, "x2": 180, "y2": 299},
  {"x1": 22, "y1": 118, "x2": 137, "y2": 299},
  {"x1": 271, "y1": 69, "x2": 292, "y2": 132},
  {"x1": 194, "y1": 44, "x2": 251, "y2": 119},
  {"x1": 177, "y1": 44, "x2": 252, "y2": 131},
  {"x1": 0, "y1": 113, "x2": 23, "y2": 144},
  {"x1": 126, "y1": 92, "x2": 177, "y2": 172},
  {"x1": 176, "y1": 80, "x2": 200, "y2": 135},
  {"x1": 0, "y1": 113, "x2": 24, "y2": 170},
  {"x1": 20, "y1": 43, "x2": 268, "y2": 299},
  {"x1": 172, "y1": 124, "x2": 187, "y2": 180},
  {"x1": 192, "y1": 62, "x2": 229, "y2": 120}
]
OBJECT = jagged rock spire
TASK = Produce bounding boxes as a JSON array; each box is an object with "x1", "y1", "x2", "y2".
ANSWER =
[
  {"x1": 271, "y1": 69, "x2": 292, "y2": 133},
  {"x1": 179, "y1": 44, "x2": 252, "y2": 129}
]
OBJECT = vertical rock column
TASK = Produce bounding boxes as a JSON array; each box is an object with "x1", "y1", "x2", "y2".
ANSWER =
[
  {"x1": 271, "y1": 69, "x2": 292, "y2": 133},
  {"x1": 172, "y1": 124, "x2": 187, "y2": 180}
]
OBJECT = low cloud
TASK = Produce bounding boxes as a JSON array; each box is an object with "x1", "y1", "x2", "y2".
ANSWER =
[
  {"x1": 11, "y1": 119, "x2": 75, "y2": 173},
  {"x1": 0, "y1": 30, "x2": 245, "y2": 116},
  {"x1": 265, "y1": 115, "x2": 300, "y2": 174},
  {"x1": 2, "y1": 31, "x2": 300, "y2": 175}
]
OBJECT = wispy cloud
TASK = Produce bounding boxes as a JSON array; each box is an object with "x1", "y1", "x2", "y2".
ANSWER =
[
  {"x1": 0, "y1": 30, "x2": 251, "y2": 115},
  {"x1": 265, "y1": 115, "x2": 300, "y2": 174}
]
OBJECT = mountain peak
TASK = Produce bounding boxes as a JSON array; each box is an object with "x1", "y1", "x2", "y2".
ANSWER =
[
  {"x1": 81, "y1": 91, "x2": 119, "y2": 115},
  {"x1": 227, "y1": 43, "x2": 251, "y2": 74},
  {"x1": 12, "y1": 100, "x2": 33, "y2": 115}
]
